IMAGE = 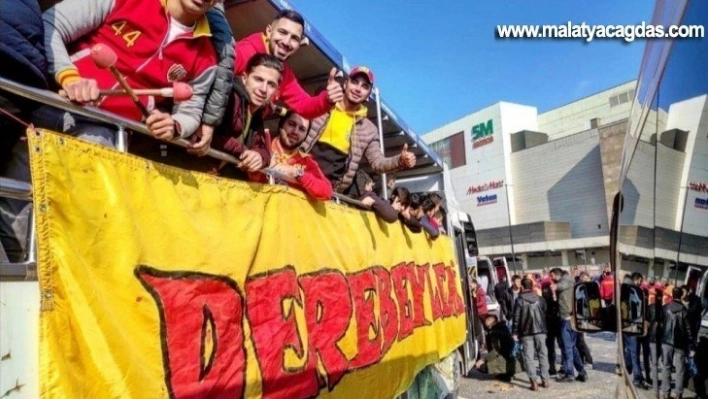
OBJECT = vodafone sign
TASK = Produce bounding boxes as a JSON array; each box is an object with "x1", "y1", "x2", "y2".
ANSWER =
[{"x1": 466, "y1": 180, "x2": 504, "y2": 196}]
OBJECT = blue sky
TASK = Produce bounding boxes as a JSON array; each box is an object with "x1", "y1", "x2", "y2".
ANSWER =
[{"x1": 292, "y1": 0, "x2": 655, "y2": 134}]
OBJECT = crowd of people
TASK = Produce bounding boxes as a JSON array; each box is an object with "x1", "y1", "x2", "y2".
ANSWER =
[
  {"x1": 620, "y1": 271, "x2": 704, "y2": 399},
  {"x1": 0, "y1": 1, "x2": 442, "y2": 262},
  {"x1": 471, "y1": 268, "x2": 591, "y2": 390},
  {"x1": 470, "y1": 265, "x2": 706, "y2": 398}
]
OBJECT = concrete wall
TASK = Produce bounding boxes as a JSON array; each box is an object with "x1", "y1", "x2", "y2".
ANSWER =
[
  {"x1": 620, "y1": 140, "x2": 656, "y2": 228},
  {"x1": 538, "y1": 81, "x2": 636, "y2": 140},
  {"x1": 511, "y1": 129, "x2": 609, "y2": 239}
]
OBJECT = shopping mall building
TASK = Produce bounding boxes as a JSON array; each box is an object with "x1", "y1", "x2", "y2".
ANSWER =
[{"x1": 423, "y1": 81, "x2": 708, "y2": 277}]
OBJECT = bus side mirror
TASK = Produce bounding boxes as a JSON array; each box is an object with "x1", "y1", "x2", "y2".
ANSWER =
[
  {"x1": 573, "y1": 282, "x2": 603, "y2": 332},
  {"x1": 620, "y1": 283, "x2": 646, "y2": 336}
]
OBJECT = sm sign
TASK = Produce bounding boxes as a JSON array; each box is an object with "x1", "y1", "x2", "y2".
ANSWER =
[{"x1": 472, "y1": 119, "x2": 494, "y2": 149}]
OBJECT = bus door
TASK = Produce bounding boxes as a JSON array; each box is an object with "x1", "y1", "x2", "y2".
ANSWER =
[{"x1": 453, "y1": 227, "x2": 477, "y2": 376}]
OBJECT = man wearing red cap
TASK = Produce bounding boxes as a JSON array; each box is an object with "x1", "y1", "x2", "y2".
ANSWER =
[{"x1": 301, "y1": 67, "x2": 417, "y2": 195}]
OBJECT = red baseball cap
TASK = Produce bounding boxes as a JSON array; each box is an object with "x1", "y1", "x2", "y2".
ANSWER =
[{"x1": 348, "y1": 66, "x2": 374, "y2": 85}]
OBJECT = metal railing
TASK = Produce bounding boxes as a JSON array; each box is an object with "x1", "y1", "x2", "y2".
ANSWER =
[{"x1": 0, "y1": 77, "x2": 369, "y2": 279}]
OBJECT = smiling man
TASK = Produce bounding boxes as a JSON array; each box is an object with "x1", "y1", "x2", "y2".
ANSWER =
[
  {"x1": 302, "y1": 67, "x2": 417, "y2": 195},
  {"x1": 251, "y1": 112, "x2": 332, "y2": 200},
  {"x1": 233, "y1": 10, "x2": 341, "y2": 120},
  {"x1": 208, "y1": 54, "x2": 283, "y2": 177}
]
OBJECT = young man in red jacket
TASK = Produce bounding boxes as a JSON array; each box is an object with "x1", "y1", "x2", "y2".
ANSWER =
[
  {"x1": 255, "y1": 111, "x2": 332, "y2": 200},
  {"x1": 43, "y1": 0, "x2": 219, "y2": 143},
  {"x1": 235, "y1": 10, "x2": 342, "y2": 120},
  {"x1": 0, "y1": 0, "x2": 220, "y2": 263}
]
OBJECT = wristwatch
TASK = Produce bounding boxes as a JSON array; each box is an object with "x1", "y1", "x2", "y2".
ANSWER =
[{"x1": 295, "y1": 167, "x2": 305, "y2": 180}]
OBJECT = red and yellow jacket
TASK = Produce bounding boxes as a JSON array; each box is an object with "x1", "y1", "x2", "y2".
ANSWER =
[
  {"x1": 235, "y1": 33, "x2": 331, "y2": 120},
  {"x1": 43, "y1": 0, "x2": 217, "y2": 136}
]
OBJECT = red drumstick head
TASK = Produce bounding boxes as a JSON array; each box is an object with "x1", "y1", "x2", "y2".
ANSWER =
[
  {"x1": 172, "y1": 82, "x2": 193, "y2": 102},
  {"x1": 90, "y1": 44, "x2": 118, "y2": 69}
]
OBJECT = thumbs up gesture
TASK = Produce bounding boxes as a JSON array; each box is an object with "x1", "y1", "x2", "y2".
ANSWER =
[
  {"x1": 399, "y1": 143, "x2": 416, "y2": 169},
  {"x1": 326, "y1": 67, "x2": 344, "y2": 104}
]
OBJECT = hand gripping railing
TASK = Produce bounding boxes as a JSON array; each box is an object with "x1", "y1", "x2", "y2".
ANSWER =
[{"x1": 0, "y1": 78, "x2": 368, "y2": 278}]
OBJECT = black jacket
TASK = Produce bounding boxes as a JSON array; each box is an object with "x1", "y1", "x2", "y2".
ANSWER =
[
  {"x1": 494, "y1": 280, "x2": 512, "y2": 319},
  {"x1": 513, "y1": 291, "x2": 547, "y2": 337},
  {"x1": 686, "y1": 293, "x2": 703, "y2": 342},
  {"x1": 661, "y1": 300, "x2": 694, "y2": 350},
  {"x1": 0, "y1": 0, "x2": 48, "y2": 90},
  {"x1": 487, "y1": 321, "x2": 515, "y2": 358},
  {"x1": 647, "y1": 298, "x2": 662, "y2": 343},
  {"x1": 542, "y1": 285, "x2": 561, "y2": 328}
]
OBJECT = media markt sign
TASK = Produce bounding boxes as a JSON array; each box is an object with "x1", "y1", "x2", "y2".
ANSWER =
[
  {"x1": 472, "y1": 119, "x2": 494, "y2": 149},
  {"x1": 467, "y1": 180, "x2": 504, "y2": 196}
]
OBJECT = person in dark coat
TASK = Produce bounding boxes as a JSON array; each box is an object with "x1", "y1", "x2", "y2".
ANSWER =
[
  {"x1": 513, "y1": 277, "x2": 550, "y2": 391},
  {"x1": 542, "y1": 279, "x2": 562, "y2": 375},
  {"x1": 661, "y1": 287, "x2": 696, "y2": 399},
  {"x1": 0, "y1": 0, "x2": 49, "y2": 262},
  {"x1": 494, "y1": 275, "x2": 513, "y2": 322},
  {"x1": 350, "y1": 170, "x2": 398, "y2": 223},
  {"x1": 0, "y1": 0, "x2": 48, "y2": 90},
  {"x1": 475, "y1": 314, "x2": 518, "y2": 382}
]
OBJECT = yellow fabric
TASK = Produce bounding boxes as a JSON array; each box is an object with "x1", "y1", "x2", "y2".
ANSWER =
[
  {"x1": 29, "y1": 129, "x2": 466, "y2": 399},
  {"x1": 317, "y1": 103, "x2": 367, "y2": 154},
  {"x1": 56, "y1": 68, "x2": 80, "y2": 86}
]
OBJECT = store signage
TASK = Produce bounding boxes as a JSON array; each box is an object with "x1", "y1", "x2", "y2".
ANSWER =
[
  {"x1": 695, "y1": 197, "x2": 708, "y2": 209},
  {"x1": 467, "y1": 180, "x2": 504, "y2": 196},
  {"x1": 476, "y1": 194, "x2": 498, "y2": 206},
  {"x1": 689, "y1": 182, "x2": 708, "y2": 193},
  {"x1": 472, "y1": 119, "x2": 494, "y2": 149}
]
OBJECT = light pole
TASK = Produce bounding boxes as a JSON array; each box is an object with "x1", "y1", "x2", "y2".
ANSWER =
[
  {"x1": 504, "y1": 183, "x2": 517, "y2": 274},
  {"x1": 673, "y1": 184, "x2": 690, "y2": 285}
]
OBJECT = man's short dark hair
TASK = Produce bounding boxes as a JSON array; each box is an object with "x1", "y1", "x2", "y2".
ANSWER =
[
  {"x1": 422, "y1": 198, "x2": 436, "y2": 213},
  {"x1": 245, "y1": 53, "x2": 284, "y2": 75},
  {"x1": 273, "y1": 9, "x2": 305, "y2": 28},
  {"x1": 428, "y1": 192, "x2": 443, "y2": 206},
  {"x1": 631, "y1": 272, "x2": 643, "y2": 281},
  {"x1": 673, "y1": 287, "x2": 684, "y2": 300},
  {"x1": 390, "y1": 187, "x2": 410, "y2": 207},
  {"x1": 550, "y1": 268, "x2": 563, "y2": 276},
  {"x1": 511, "y1": 274, "x2": 521, "y2": 282},
  {"x1": 521, "y1": 278, "x2": 534, "y2": 290},
  {"x1": 277, "y1": 111, "x2": 310, "y2": 132},
  {"x1": 409, "y1": 193, "x2": 423, "y2": 210}
]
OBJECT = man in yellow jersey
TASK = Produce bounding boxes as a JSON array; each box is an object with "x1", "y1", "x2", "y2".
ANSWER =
[{"x1": 301, "y1": 66, "x2": 416, "y2": 195}]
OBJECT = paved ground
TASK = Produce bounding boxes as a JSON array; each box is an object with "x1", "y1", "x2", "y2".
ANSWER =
[{"x1": 458, "y1": 332, "x2": 697, "y2": 399}]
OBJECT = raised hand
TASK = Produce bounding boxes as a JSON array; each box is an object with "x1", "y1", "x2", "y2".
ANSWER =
[
  {"x1": 326, "y1": 67, "x2": 344, "y2": 104},
  {"x1": 399, "y1": 143, "x2": 416, "y2": 169}
]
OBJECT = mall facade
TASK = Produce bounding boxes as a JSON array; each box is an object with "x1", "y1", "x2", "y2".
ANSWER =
[{"x1": 423, "y1": 80, "x2": 708, "y2": 277}]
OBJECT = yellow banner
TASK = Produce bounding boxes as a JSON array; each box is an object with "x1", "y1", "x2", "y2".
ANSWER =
[{"x1": 29, "y1": 129, "x2": 466, "y2": 399}]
